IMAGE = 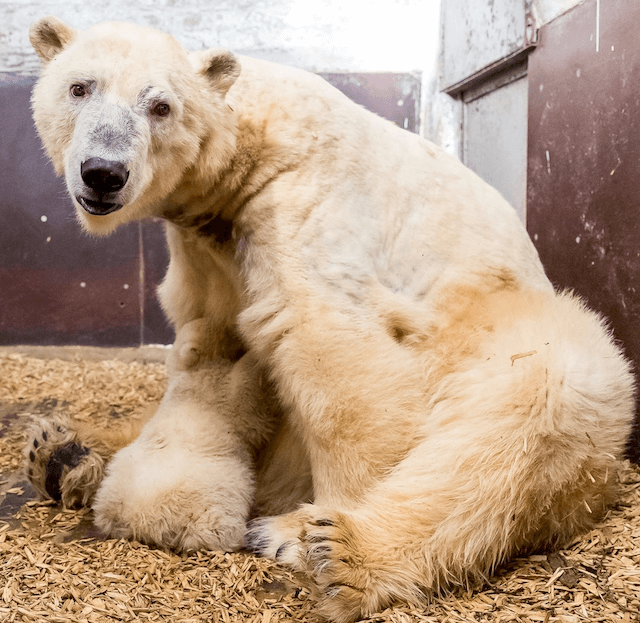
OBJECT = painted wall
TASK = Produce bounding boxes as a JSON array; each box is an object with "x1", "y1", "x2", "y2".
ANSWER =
[{"x1": 423, "y1": 0, "x2": 587, "y2": 155}]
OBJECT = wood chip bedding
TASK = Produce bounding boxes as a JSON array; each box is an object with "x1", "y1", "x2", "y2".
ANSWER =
[{"x1": 0, "y1": 352, "x2": 638, "y2": 622}]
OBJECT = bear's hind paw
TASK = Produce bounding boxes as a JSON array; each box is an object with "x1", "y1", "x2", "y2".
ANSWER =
[{"x1": 25, "y1": 416, "x2": 104, "y2": 508}]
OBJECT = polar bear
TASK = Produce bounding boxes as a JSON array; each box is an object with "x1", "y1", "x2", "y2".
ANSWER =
[{"x1": 29, "y1": 16, "x2": 635, "y2": 622}]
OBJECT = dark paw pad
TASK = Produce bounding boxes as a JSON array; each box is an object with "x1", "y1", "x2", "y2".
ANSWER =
[{"x1": 45, "y1": 442, "x2": 90, "y2": 503}]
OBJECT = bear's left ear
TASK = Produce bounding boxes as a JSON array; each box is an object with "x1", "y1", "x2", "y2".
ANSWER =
[
  {"x1": 193, "y1": 48, "x2": 240, "y2": 96},
  {"x1": 29, "y1": 16, "x2": 76, "y2": 63}
]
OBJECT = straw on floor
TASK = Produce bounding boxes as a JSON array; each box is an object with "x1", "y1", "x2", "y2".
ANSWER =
[{"x1": 0, "y1": 352, "x2": 638, "y2": 622}]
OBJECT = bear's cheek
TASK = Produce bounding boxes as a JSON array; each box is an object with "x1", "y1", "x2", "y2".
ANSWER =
[{"x1": 143, "y1": 128, "x2": 201, "y2": 193}]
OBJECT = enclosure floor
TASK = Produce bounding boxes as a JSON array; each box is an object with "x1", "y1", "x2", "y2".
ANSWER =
[{"x1": 0, "y1": 350, "x2": 639, "y2": 623}]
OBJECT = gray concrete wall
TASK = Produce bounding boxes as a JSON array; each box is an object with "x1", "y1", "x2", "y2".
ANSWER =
[{"x1": 0, "y1": 0, "x2": 434, "y2": 75}]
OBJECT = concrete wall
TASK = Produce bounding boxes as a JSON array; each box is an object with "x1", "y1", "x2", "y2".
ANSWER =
[{"x1": 0, "y1": 1, "x2": 435, "y2": 73}]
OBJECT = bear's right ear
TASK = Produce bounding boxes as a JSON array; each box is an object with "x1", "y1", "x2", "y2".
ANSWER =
[
  {"x1": 29, "y1": 16, "x2": 76, "y2": 63},
  {"x1": 193, "y1": 48, "x2": 241, "y2": 96}
]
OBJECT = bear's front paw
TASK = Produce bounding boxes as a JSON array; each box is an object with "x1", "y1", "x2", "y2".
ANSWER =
[
  {"x1": 302, "y1": 513, "x2": 371, "y2": 623},
  {"x1": 246, "y1": 515, "x2": 305, "y2": 569},
  {"x1": 248, "y1": 506, "x2": 386, "y2": 623},
  {"x1": 25, "y1": 416, "x2": 105, "y2": 508}
]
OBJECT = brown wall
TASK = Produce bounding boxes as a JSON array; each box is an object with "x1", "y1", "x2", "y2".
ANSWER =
[{"x1": 527, "y1": 0, "x2": 640, "y2": 461}]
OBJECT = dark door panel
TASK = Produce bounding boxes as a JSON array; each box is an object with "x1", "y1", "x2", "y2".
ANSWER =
[{"x1": 527, "y1": 0, "x2": 640, "y2": 461}]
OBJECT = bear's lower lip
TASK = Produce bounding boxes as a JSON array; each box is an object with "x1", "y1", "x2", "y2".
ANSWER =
[{"x1": 77, "y1": 196, "x2": 123, "y2": 216}]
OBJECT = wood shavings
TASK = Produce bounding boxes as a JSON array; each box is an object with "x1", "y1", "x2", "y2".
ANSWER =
[
  {"x1": 0, "y1": 352, "x2": 166, "y2": 474},
  {"x1": 1, "y1": 351, "x2": 639, "y2": 622}
]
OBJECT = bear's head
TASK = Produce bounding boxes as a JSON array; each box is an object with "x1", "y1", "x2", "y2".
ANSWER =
[{"x1": 29, "y1": 17, "x2": 240, "y2": 235}]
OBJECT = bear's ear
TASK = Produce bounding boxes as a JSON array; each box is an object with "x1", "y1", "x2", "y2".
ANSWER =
[
  {"x1": 29, "y1": 16, "x2": 76, "y2": 63},
  {"x1": 194, "y1": 48, "x2": 240, "y2": 96}
]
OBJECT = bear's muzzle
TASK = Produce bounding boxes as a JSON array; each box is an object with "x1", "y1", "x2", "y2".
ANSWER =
[{"x1": 77, "y1": 157, "x2": 129, "y2": 214}]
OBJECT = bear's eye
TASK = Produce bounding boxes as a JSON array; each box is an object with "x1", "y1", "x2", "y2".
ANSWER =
[
  {"x1": 70, "y1": 84, "x2": 86, "y2": 98},
  {"x1": 151, "y1": 102, "x2": 171, "y2": 117}
]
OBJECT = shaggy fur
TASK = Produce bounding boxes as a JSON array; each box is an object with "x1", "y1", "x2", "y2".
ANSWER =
[
  {"x1": 26, "y1": 318, "x2": 311, "y2": 551},
  {"x1": 27, "y1": 16, "x2": 635, "y2": 622}
]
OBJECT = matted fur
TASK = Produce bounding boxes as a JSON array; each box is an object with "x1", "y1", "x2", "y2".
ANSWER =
[{"x1": 28, "y1": 16, "x2": 635, "y2": 622}]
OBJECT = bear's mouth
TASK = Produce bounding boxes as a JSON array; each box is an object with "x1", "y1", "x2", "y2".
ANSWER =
[{"x1": 77, "y1": 196, "x2": 123, "y2": 216}]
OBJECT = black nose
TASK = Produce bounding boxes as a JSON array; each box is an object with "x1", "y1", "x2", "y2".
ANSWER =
[{"x1": 80, "y1": 157, "x2": 129, "y2": 193}]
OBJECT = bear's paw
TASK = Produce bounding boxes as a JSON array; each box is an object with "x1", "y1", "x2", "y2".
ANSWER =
[{"x1": 24, "y1": 416, "x2": 104, "y2": 508}]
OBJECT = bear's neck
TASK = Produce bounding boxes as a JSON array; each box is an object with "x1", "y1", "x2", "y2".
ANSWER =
[{"x1": 160, "y1": 112, "x2": 297, "y2": 240}]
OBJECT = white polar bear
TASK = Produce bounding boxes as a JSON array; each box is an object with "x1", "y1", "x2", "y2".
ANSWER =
[{"x1": 28, "y1": 16, "x2": 635, "y2": 622}]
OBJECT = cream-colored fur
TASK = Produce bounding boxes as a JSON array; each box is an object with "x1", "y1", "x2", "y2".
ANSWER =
[
  {"x1": 29, "y1": 16, "x2": 635, "y2": 622},
  {"x1": 25, "y1": 318, "x2": 311, "y2": 551},
  {"x1": 92, "y1": 321, "x2": 279, "y2": 552}
]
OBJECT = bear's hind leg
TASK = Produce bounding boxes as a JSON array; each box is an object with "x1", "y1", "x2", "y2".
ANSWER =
[
  {"x1": 250, "y1": 423, "x2": 624, "y2": 623},
  {"x1": 25, "y1": 413, "x2": 148, "y2": 508},
  {"x1": 248, "y1": 291, "x2": 635, "y2": 622}
]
